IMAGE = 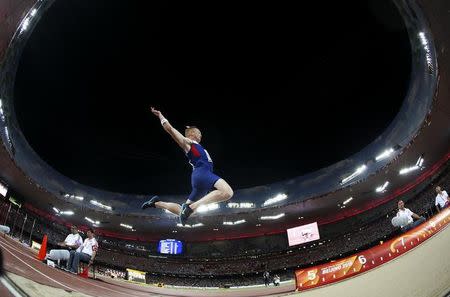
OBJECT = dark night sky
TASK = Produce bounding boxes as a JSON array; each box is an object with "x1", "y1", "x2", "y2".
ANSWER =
[{"x1": 14, "y1": 1, "x2": 411, "y2": 195}]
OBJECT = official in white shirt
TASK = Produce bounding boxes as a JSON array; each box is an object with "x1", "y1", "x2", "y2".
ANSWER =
[
  {"x1": 58, "y1": 225, "x2": 83, "y2": 250},
  {"x1": 395, "y1": 200, "x2": 425, "y2": 232},
  {"x1": 273, "y1": 275, "x2": 280, "y2": 286},
  {"x1": 68, "y1": 228, "x2": 98, "y2": 274},
  {"x1": 435, "y1": 186, "x2": 449, "y2": 212},
  {"x1": 47, "y1": 225, "x2": 83, "y2": 268}
]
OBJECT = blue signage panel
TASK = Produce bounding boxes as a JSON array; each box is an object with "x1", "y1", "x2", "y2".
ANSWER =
[{"x1": 158, "y1": 239, "x2": 183, "y2": 254}]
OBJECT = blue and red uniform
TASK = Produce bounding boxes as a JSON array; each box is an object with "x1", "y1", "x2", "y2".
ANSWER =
[{"x1": 186, "y1": 141, "x2": 220, "y2": 201}]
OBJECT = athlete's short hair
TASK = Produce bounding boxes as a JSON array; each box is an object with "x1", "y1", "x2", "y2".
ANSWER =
[{"x1": 185, "y1": 126, "x2": 200, "y2": 135}]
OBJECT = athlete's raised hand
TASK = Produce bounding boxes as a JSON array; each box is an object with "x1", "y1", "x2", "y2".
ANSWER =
[
  {"x1": 151, "y1": 106, "x2": 163, "y2": 119},
  {"x1": 150, "y1": 106, "x2": 190, "y2": 152}
]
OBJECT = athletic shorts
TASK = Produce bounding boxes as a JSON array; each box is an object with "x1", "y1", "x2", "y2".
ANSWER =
[{"x1": 188, "y1": 168, "x2": 221, "y2": 202}]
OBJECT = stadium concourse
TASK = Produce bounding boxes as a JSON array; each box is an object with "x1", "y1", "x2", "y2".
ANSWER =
[{"x1": 0, "y1": 210, "x2": 450, "y2": 297}]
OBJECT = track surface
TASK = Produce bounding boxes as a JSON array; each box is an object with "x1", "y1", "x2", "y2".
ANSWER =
[
  {"x1": 0, "y1": 235, "x2": 294, "y2": 297},
  {"x1": 2, "y1": 222, "x2": 450, "y2": 297}
]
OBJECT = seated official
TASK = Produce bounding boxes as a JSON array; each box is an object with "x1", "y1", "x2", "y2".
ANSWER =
[
  {"x1": 47, "y1": 225, "x2": 82, "y2": 268},
  {"x1": 273, "y1": 274, "x2": 280, "y2": 286},
  {"x1": 392, "y1": 200, "x2": 425, "y2": 232},
  {"x1": 68, "y1": 228, "x2": 98, "y2": 274}
]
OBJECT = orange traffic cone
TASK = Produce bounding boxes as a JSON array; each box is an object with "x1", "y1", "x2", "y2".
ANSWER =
[
  {"x1": 36, "y1": 235, "x2": 48, "y2": 261},
  {"x1": 79, "y1": 266, "x2": 89, "y2": 278}
]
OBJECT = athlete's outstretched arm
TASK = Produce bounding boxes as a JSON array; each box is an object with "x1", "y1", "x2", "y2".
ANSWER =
[{"x1": 151, "y1": 107, "x2": 191, "y2": 152}]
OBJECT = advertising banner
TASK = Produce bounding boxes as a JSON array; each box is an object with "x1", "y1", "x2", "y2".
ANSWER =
[
  {"x1": 287, "y1": 222, "x2": 320, "y2": 246},
  {"x1": 126, "y1": 268, "x2": 147, "y2": 283},
  {"x1": 296, "y1": 208, "x2": 450, "y2": 290}
]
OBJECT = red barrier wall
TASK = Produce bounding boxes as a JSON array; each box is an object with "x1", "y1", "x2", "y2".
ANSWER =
[{"x1": 295, "y1": 208, "x2": 450, "y2": 290}]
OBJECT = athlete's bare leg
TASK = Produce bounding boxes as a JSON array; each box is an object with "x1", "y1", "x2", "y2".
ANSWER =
[
  {"x1": 189, "y1": 179, "x2": 233, "y2": 211},
  {"x1": 141, "y1": 196, "x2": 181, "y2": 215},
  {"x1": 179, "y1": 179, "x2": 233, "y2": 225},
  {"x1": 180, "y1": 179, "x2": 233, "y2": 226},
  {"x1": 155, "y1": 201, "x2": 181, "y2": 216}
]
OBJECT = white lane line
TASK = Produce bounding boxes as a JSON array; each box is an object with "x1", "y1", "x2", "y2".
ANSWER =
[
  {"x1": 0, "y1": 241, "x2": 76, "y2": 291},
  {"x1": 0, "y1": 276, "x2": 23, "y2": 297},
  {"x1": 0, "y1": 238, "x2": 39, "y2": 261},
  {"x1": 0, "y1": 238, "x2": 150, "y2": 297}
]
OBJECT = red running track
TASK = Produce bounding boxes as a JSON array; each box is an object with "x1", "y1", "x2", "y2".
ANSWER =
[{"x1": 0, "y1": 235, "x2": 293, "y2": 297}]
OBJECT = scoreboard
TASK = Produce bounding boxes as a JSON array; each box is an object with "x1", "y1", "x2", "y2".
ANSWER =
[{"x1": 158, "y1": 239, "x2": 183, "y2": 255}]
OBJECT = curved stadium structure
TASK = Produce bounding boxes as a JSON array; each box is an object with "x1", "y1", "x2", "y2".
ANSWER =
[{"x1": 0, "y1": 0, "x2": 449, "y2": 296}]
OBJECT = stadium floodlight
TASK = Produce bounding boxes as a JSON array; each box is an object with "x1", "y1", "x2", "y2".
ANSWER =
[
  {"x1": 90, "y1": 200, "x2": 112, "y2": 211},
  {"x1": 399, "y1": 156, "x2": 424, "y2": 175},
  {"x1": 340, "y1": 165, "x2": 367, "y2": 184},
  {"x1": 418, "y1": 32, "x2": 433, "y2": 67},
  {"x1": 375, "y1": 148, "x2": 394, "y2": 161},
  {"x1": 262, "y1": 193, "x2": 288, "y2": 207},
  {"x1": 227, "y1": 202, "x2": 255, "y2": 208},
  {"x1": 416, "y1": 156, "x2": 424, "y2": 167},
  {"x1": 356, "y1": 165, "x2": 366, "y2": 174},
  {"x1": 260, "y1": 213, "x2": 285, "y2": 220},
  {"x1": 399, "y1": 166, "x2": 419, "y2": 175},
  {"x1": 223, "y1": 219, "x2": 246, "y2": 225},
  {"x1": 30, "y1": 9, "x2": 37, "y2": 16},
  {"x1": 176, "y1": 223, "x2": 204, "y2": 228},
  {"x1": 65, "y1": 194, "x2": 84, "y2": 201},
  {"x1": 4, "y1": 127, "x2": 10, "y2": 141},
  {"x1": 120, "y1": 223, "x2": 133, "y2": 229},
  {"x1": 419, "y1": 32, "x2": 427, "y2": 44},
  {"x1": 54, "y1": 207, "x2": 73, "y2": 216},
  {"x1": 420, "y1": 31, "x2": 426, "y2": 42},
  {"x1": 60, "y1": 210, "x2": 74, "y2": 216},
  {"x1": 85, "y1": 217, "x2": 100, "y2": 225},
  {"x1": 21, "y1": 18, "x2": 30, "y2": 32},
  {"x1": 376, "y1": 181, "x2": 390, "y2": 193},
  {"x1": 196, "y1": 203, "x2": 219, "y2": 213},
  {"x1": 343, "y1": 197, "x2": 353, "y2": 205}
]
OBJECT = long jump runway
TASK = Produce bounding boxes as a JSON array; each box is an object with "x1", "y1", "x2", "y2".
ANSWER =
[{"x1": 0, "y1": 235, "x2": 294, "y2": 297}]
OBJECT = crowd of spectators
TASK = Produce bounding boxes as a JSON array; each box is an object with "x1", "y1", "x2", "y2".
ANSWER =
[{"x1": 96, "y1": 267, "x2": 126, "y2": 279}]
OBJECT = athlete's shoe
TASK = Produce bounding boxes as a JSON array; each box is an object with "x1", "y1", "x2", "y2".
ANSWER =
[
  {"x1": 141, "y1": 195, "x2": 159, "y2": 210},
  {"x1": 179, "y1": 203, "x2": 193, "y2": 226}
]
